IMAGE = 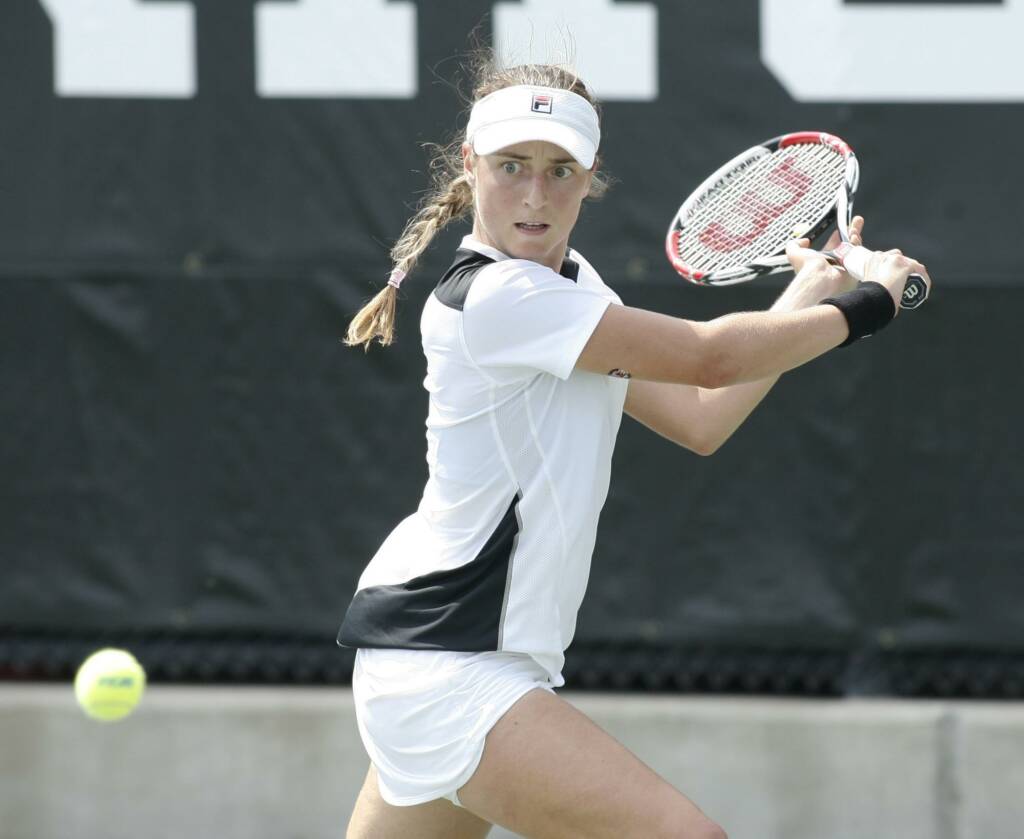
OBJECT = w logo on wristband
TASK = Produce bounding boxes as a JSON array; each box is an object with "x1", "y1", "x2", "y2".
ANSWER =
[{"x1": 901, "y1": 276, "x2": 928, "y2": 309}]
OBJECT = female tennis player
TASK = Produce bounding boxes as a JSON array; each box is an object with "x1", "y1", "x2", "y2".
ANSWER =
[{"x1": 337, "y1": 54, "x2": 929, "y2": 839}]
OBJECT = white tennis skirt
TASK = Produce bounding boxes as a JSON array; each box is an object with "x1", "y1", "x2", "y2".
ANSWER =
[{"x1": 352, "y1": 647, "x2": 556, "y2": 807}]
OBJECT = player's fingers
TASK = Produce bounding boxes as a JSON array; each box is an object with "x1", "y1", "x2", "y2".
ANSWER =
[
  {"x1": 785, "y1": 239, "x2": 835, "y2": 280},
  {"x1": 785, "y1": 238, "x2": 805, "y2": 266},
  {"x1": 887, "y1": 248, "x2": 903, "y2": 255},
  {"x1": 911, "y1": 261, "x2": 932, "y2": 288},
  {"x1": 849, "y1": 215, "x2": 864, "y2": 245},
  {"x1": 784, "y1": 238, "x2": 816, "y2": 270}
]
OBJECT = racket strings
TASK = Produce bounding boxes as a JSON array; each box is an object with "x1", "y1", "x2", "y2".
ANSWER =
[{"x1": 675, "y1": 145, "x2": 847, "y2": 273}]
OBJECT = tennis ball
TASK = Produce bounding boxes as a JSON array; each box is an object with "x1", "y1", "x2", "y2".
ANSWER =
[{"x1": 74, "y1": 648, "x2": 146, "y2": 722}]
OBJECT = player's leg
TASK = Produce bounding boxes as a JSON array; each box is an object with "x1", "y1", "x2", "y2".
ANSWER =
[
  {"x1": 346, "y1": 763, "x2": 493, "y2": 839},
  {"x1": 456, "y1": 688, "x2": 727, "y2": 839}
]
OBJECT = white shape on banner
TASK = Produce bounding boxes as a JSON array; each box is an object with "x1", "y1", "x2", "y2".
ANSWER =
[
  {"x1": 39, "y1": 0, "x2": 195, "y2": 97},
  {"x1": 761, "y1": 0, "x2": 1024, "y2": 102},
  {"x1": 492, "y1": 0, "x2": 658, "y2": 101},
  {"x1": 255, "y1": 0, "x2": 417, "y2": 97}
]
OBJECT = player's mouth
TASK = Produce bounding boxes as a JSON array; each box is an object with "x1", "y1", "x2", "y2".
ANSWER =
[{"x1": 515, "y1": 222, "x2": 550, "y2": 235}]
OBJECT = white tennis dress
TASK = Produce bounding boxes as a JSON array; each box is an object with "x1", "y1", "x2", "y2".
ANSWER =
[{"x1": 338, "y1": 235, "x2": 628, "y2": 805}]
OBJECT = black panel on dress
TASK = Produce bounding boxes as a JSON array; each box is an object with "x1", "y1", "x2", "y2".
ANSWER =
[
  {"x1": 336, "y1": 491, "x2": 522, "y2": 651},
  {"x1": 434, "y1": 247, "x2": 581, "y2": 313},
  {"x1": 433, "y1": 248, "x2": 495, "y2": 311},
  {"x1": 559, "y1": 256, "x2": 580, "y2": 282}
]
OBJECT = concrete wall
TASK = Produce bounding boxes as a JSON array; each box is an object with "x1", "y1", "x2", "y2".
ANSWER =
[{"x1": 3, "y1": 685, "x2": 1023, "y2": 839}]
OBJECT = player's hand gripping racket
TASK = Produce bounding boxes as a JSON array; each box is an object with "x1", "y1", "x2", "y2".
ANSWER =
[{"x1": 665, "y1": 132, "x2": 929, "y2": 310}]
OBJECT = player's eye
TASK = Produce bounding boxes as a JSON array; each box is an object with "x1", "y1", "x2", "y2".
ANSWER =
[
  {"x1": 553, "y1": 165, "x2": 574, "y2": 179},
  {"x1": 501, "y1": 161, "x2": 521, "y2": 175}
]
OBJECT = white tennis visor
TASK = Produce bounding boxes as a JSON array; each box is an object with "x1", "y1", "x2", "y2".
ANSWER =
[{"x1": 465, "y1": 85, "x2": 601, "y2": 169}]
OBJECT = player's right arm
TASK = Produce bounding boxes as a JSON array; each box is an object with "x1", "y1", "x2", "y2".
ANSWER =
[
  {"x1": 575, "y1": 246, "x2": 927, "y2": 388},
  {"x1": 576, "y1": 300, "x2": 847, "y2": 388}
]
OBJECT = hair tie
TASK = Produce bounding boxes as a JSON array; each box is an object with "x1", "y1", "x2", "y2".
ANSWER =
[{"x1": 387, "y1": 267, "x2": 406, "y2": 289}]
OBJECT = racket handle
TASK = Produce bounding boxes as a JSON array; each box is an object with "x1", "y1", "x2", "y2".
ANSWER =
[{"x1": 827, "y1": 244, "x2": 929, "y2": 311}]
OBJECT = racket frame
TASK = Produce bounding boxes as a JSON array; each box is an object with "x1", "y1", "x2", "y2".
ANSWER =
[
  {"x1": 665, "y1": 131, "x2": 928, "y2": 310},
  {"x1": 666, "y1": 131, "x2": 858, "y2": 286}
]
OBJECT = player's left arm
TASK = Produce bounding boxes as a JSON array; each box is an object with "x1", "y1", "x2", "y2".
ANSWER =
[
  {"x1": 625, "y1": 217, "x2": 865, "y2": 456},
  {"x1": 624, "y1": 375, "x2": 779, "y2": 455}
]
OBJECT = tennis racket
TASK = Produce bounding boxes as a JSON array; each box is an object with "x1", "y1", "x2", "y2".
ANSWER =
[{"x1": 665, "y1": 131, "x2": 929, "y2": 310}]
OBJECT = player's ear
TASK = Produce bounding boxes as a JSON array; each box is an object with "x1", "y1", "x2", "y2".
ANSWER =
[{"x1": 462, "y1": 143, "x2": 476, "y2": 183}]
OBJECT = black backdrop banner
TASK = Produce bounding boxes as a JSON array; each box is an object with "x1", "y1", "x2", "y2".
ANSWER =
[{"x1": 2, "y1": 1, "x2": 1022, "y2": 694}]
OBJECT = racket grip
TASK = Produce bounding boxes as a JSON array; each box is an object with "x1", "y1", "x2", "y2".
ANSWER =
[{"x1": 829, "y1": 244, "x2": 929, "y2": 311}]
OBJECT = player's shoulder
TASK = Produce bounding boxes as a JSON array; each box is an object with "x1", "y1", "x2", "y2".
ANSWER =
[
  {"x1": 467, "y1": 256, "x2": 573, "y2": 300},
  {"x1": 566, "y1": 246, "x2": 599, "y2": 279},
  {"x1": 566, "y1": 246, "x2": 621, "y2": 303},
  {"x1": 433, "y1": 247, "x2": 502, "y2": 312}
]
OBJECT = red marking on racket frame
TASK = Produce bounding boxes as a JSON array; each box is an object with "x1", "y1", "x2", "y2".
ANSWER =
[
  {"x1": 665, "y1": 229, "x2": 703, "y2": 281},
  {"x1": 697, "y1": 156, "x2": 812, "y2": 253},
  {"x1": 779, "y1": 131, "x2": 853, "y2": 157}
]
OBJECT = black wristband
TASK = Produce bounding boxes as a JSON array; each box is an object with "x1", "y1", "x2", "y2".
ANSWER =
[{"x1": 819, "y1": 282, "x2": 897, "y2": 347}]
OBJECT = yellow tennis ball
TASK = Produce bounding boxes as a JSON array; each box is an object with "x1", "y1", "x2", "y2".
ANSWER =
[{"x1": 74, "y1": 648, "x2": 146, "y2": 722}]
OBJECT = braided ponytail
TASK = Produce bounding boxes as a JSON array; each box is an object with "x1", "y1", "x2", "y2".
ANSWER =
[
  {"x1": 344, "y1": 144, "x2": 471, "y2": 350},
  {"x1": 345, "y1": 161, "x2": 473, "y2": 349}
]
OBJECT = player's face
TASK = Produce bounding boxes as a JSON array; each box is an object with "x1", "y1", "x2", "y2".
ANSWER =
[{"x1": 463, "y1": 140, "x2": 594, "y2": 272}]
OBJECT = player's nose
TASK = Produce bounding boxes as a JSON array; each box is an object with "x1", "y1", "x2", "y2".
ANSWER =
[{"x1": 523, "y1": 173, "x2": 547, "y2": 208}]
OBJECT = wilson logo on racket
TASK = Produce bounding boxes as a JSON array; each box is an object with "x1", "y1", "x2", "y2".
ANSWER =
[
  {"x1": 531, "y1": 94, "x2": 552, "y2": 114},
  {"x1": 698, "y1": 156, "x2": 811, "y2": 252}
]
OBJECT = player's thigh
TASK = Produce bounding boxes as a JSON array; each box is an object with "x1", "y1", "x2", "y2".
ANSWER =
[
  {"x1": 346, "y1": 764, "x2": 492, "y2": 839},
  {"x1": 456, "y1": 688, "x2": 727, "y2": 839}
]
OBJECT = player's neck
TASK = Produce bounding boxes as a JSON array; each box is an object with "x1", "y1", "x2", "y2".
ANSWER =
[{"x1": 470, "y1": 220, "x2": 567, "y2": 273}]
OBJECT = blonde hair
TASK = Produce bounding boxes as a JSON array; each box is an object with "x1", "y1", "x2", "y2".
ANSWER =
[{"x1": 345, "y1": 51, "x2": 610, "y2": 350}]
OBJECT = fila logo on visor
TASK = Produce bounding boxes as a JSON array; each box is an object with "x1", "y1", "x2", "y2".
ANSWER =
[{"x1": 531, "y1": 94, "x2": 552, "y2": 114}]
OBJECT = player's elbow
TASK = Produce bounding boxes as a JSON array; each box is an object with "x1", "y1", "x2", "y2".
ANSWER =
[
  {"x1": 694, "y1": 348, "x2": 742, "y2": 390},
  {"x1": 687, "y1": 421, "x2": 733, "y2": 456},
  {"x1": 689, "y1": 434, "x2": 724, "y2": 457},
  {"x1": 656, "y1": 816, "x2": 729, "y2": 839},
  {"x1": 692, "y1": 323, "x2": 744, "y2": 390}
]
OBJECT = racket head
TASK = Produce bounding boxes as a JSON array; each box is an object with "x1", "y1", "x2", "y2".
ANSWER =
[{"x1": 666, "y1": 132, "x2": 859, "y2": 286}]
